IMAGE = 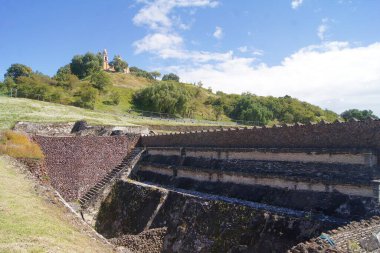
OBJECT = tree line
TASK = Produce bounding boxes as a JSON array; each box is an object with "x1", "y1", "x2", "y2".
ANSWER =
[{"x1": 0, "y1": 51, "x2": 377, "y2": 125}]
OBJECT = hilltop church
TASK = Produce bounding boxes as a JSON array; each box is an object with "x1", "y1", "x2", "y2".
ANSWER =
[{"x1": 102, "y1": 49, "x2": 130, "y2": 74}]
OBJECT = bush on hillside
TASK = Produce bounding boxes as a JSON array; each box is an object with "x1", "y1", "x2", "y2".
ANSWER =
[
  {"x1": 4, "y1": 63, "x2": 33, "y2": 80},
  {"x1": 90, "y1": 71, "x2": 112, "y2": 93},
  {"x1": 109, "y1": 55, "x2": 128, "y2": 73},
  {"x1": 162, "y1": 73, "x2": 180, "y2": 82},
  {"x1": 341, "y1": 109, "x2": 378, "y2": 121},
  {"x1": 70, "y1": 52, "x2": 103, "y2": 79},
  {"x1": 133, "y1": 82, "x2": 191, "y2": 116},
  {"x1": 74, "y1": 84, "x2": 98, "y2": 109},
  {"x1": 129, "y1": 66, "x2": 154, "y2": 80}
]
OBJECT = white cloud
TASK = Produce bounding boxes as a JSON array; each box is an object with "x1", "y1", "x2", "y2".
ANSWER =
[
  {"x1": 317, "y1": 18, "x2": 329, "y2": 40},
  {"x1": 133, "y1": 0, "x2": 218, "y2": 31},
  {"x1": 166, "y1": 42, "x2": 380, "y2": 115},
  {"x1": 291, "y1": 0, "x2": 303, "y2": 9},
  {"x1": 238, "y1": 46, "x2": 264, "y2": 56},
  {"x1": 238, "y1": 46, "x2": 248, "y2": 53},
  {"x1": 213, "y1": 26, "x2": 223, "y2": 39},
  {"x1": 132, "y1": 1, "x2": 380, "y2": 115}
]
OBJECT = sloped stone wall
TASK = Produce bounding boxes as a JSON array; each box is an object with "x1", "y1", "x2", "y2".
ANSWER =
[{"x1": 34, "y1": 135, "x2": 139, "y2": 201}]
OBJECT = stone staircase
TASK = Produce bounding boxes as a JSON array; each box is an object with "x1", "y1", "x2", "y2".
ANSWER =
[{"x1": 79, "y1": 147, "x2": 144, "y2": 208}]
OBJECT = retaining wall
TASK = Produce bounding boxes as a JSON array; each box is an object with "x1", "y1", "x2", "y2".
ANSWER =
[
  {"x1": 34, "y1": 135, "x2": 139, "y2": 201},
  {"x1": 96, "y1": 180, "x2": 341, "y2": 253}
]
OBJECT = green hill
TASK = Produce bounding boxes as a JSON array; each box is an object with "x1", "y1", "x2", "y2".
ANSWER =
[{"x1": 1, "y1": 61, "x2": 341, "y2": 125}]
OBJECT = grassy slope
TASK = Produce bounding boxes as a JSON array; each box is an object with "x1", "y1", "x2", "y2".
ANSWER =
[
  {"x1": 0, "y1": 156, "x2": 113, "y2": 252},
  {"x1": 96, "y1": 72, "x2": 222, "y2": 120},
  {"x1": 0, "y1": 96, "x2": 222, "y2": 130}
]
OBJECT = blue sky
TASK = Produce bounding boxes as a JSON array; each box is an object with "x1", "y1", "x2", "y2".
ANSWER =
[{"x1": 1, "y1": 0, "x2": 380, "y2": 114}]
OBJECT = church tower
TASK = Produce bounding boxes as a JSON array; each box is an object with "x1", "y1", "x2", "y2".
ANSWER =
[{"x1": 103, "y1": 49, "x2": 109, "y2": 70}]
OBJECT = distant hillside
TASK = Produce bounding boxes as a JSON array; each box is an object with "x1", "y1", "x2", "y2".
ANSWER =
[{"x1": 1, "y1": 59, "x2": 340, "y2": 125}]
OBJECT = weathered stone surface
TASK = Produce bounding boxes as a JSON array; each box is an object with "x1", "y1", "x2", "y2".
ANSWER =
[
  {"x1": 141, "y1": 120, "x2": 380, "y2": 150},
  {"x1": 34, "y1": 135, "x2": 139, "y2": 201},
  {"x1": 97, "y1": 181, "x2": 339, "y2": 253}
]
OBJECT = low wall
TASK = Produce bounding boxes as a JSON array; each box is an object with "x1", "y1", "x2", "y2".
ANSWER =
[
  {"x1": 140, "y1": 120, "x2": 380, "y2": 151},
  {"x1": 34, "y1": 135, "x2": 139, "y2": 201},
  {"x1": 14, "y1": 121, "x2": 149, "y2": 136}
]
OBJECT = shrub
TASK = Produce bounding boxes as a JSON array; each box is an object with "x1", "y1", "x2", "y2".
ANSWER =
[
  {"x1": 74, "y1": 84, "x2": 98, "y2": 109},
  {"x1": 0, "y1": 131, "x2": 44, "y2": 159}
]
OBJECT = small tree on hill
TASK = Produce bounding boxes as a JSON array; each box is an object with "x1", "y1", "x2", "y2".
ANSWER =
[
  {"x1": 70, "y1": 52, "x2": 103, "y2": 79},
  {"x1": 5, "y1": 64, "x2": 32, "y2": 80},
  {"x1": 150, "y1": 71, "x2": 161, "y2": 80},
  {"x1": 109, "y1": 55, "x2": 128, "y2": 72},
  {"x1": 75, "y1": 85, "x2": 98, "y2": 109},
  {"x1": 162, "y1": 73, "x2": 180, "y2": 82},
  {"x1": 90, "y1": 71, "x2": 112, "y2": 93}
]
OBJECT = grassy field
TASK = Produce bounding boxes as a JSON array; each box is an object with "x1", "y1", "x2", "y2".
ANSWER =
[
  {"x1": 0, "y1": 156, "x2": 114, "y2": 252},
  {"x1": 0, "y1": 96, "x2": 226, "y2": 130}
]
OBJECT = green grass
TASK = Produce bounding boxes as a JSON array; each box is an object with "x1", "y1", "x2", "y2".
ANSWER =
[
  {"x1": 0, "y1": 96, "x2": 227, "y2": 130},
  {"x1": 0, "y1": 96, "x2": 138, "y2": 130},
  {"x1": 0, "y1": 156, "x2": 114, "y2": 252}
]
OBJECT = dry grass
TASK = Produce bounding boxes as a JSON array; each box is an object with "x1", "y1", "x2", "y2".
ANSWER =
[
  {"x1": 0, "y1": 131, "x2": 44, "y2": 159},
  {"x1": 109, "y1": 72, "x2": 155, "y2": 89}
]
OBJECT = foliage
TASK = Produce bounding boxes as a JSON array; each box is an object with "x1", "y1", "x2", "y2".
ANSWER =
[
  {"x1": 104, "y1": 90, "x2": 121, "y2": 105},
  {"x1": 54, "y1": 65, "x2": 79, "y2": 89},
  {"x1": 230, "y1": 93, "x2": 273, "y2": 125},
  {"x1": 70, "y1": 52, "x2": 103, "y2": 79},
  {"x1": 341, "y1": 109, "x2": 378, "y2": 121},
  {"x1": 4, "y1": 63, "x2": 33, "y2": 80},
  {"x1": 162, "y1": 73, "x2": 180, "y2": 82},
  {"x1": 12, "y1": 73, "x2": 72, "y2": 104},
  {"x1": 74, "y1": 84, "x2": 98, "y2": 109},
  {"x1": 0, "y1": 131, "x2": 44, "y2": 159},
  {"x1": 133, "y1": 82, "x2": 191, "y2": 116},
  {"x1": 129, "y1": 66, "x2": 154, "y2": 79},
  {"x1": 150, "y1": 71, "x2": 161, "y2": 80},
  {"x1": 109, "y1": 55, "x2": 128, "y2": 72},
  {"x1": 90, "y1": 71, "x2": 112, "y2": 92}
]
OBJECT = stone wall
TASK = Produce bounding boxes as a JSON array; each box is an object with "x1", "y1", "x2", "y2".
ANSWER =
[
  {"x1": 140, "y1": 120, "x2": 380, "y2": 150},
  {"x1": 34, "y1": 135, "x2": 139, "y2": 201},
  {"x1": 289, "y1": 216, "x2": 380, "y2": 252},
  {"x1": 96, "y1": 180, "x2": 341, "y2": 253}
]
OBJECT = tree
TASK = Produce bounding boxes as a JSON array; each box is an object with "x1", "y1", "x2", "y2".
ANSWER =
[
  {"x1": 109, "y1": 55, "x2": 128, "y2": 72},
  {"x1": 341, "y1": 109, "x2": 379, "y2": 121},
  {"x1": 90, "y1": 71, "x2": 112, "y2": 93},
  {"x1": 150, "y1": 71, "x2": 161, "y2": 80},
  {"x1": 4, "y1": 64, "x2": 32, "y2": 80},
  {"x1": 70, "y1": 52, "x2": 103, "y2": 79},
  {"x1": 133, "y1": 82, "x2": 191, "y2": 116},
  {"x1": 129, "y1": 66, "x2": 154, "y2": 79},
  {"x1": 75, "y1": 85, "x2": 98, "y2": 109},
  {"x1": 54, "y1": 65, "x2": 79, "y2": 89},
  {"x1": 231, "y1": 93, "x2": 273, "y2": 125},
  {"x1": 162, "y1": 73, "x2": 180, "y2": 82}
]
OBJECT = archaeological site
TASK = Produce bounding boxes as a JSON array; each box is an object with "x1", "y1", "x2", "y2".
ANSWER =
[{"x1": 8, "y1": 119, "x2": 380, "y2": 253}]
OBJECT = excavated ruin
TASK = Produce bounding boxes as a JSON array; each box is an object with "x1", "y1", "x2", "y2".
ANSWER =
[{"x1": 26, "y1": 119, "x2": 380, "y2": 252}]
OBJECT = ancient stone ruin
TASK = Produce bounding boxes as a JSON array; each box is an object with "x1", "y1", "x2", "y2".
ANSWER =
[{"x1": 30, "y1": 119, "x2": 380, "y2": 252}]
